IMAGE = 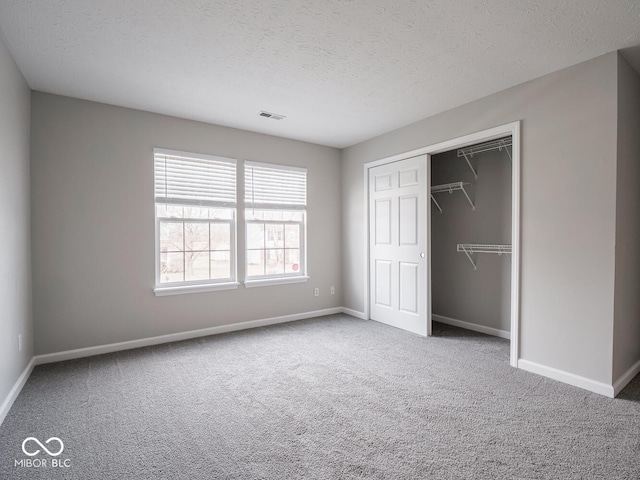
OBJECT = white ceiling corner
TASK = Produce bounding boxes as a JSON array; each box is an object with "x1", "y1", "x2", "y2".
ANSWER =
[{"x1": 0, "y1": 0, "x2": 639, "y2": 148}]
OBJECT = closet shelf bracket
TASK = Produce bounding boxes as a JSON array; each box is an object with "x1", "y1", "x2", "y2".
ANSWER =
[
  {"x1": 460, "y1": 151, "x2": 478, "y2": 180},
  {"x1": 431, "y1": 195, "x2": 443, "y2": 213},
  {"x1": 457, "y1": 137, "x2": 513, "y2": 170},
  {"x1": 431, "y1": 182, "x2": 475, "y2": 212},
  {"x1": 456, "y1": 244, "x2": 512, "y2": 270}
]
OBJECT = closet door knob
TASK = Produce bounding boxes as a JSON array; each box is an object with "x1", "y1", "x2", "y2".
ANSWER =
[{"x1": 420, "y1": 252, "x2": 425, "y2": 258}]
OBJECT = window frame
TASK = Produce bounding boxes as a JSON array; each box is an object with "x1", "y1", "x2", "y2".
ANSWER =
[
  {"x1": 153, "y1": 148, "x2": 239, "y2": 296},
  {"x1": 244, "y1": 210, "x2": 308, "y2": 287},
  {"x1": 243, "y1": 161, "x2": 308, "y2": 287}
]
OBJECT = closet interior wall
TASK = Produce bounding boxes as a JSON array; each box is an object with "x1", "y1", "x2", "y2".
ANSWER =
[{"x1": 431, "y1": 142, "x2": 512, "y2": 334}]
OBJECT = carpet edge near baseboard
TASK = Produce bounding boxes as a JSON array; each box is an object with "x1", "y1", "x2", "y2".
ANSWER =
[
  {"x1": 3, "y1": 308, "x2": 631, "y2": 429},
  {"x1": 0, "y1": 357, "x2": 35, "y2": 428},
  {"x1": 1, "y1": 307, "x2": 348, "y2": 428},
  {"x1": 613, "y1": 358, "x2": 640, "y2": 397},
  {"x1": 34, "y1": 307, "x2": 345, "y2": 365},
  {"x1": 518, "y1": 359, "x2": 615, "y2": 398},
  {"x1": 432, "y1": 313, "x2": 510, "y2": 340}
]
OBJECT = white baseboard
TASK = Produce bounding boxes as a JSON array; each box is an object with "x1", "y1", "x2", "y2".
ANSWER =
[
  {"x1": 0, "y1": 357, "x2": 36, "y2": 427},
  {"x1": 8, "y1": 308, "x2": 627, "y2": 428},
  {"x1": 35, "y1": 307, "x2": 342, "y2": 365},
  {"x1": 340, "y1": 307, "x2": 367, "y2": 320},
  {"x1": 613, "y1": 358, "x2": 640, "y2": 397},
  {"x1": 432, "y1": 314, "x2": 510, "y2": 340},
  {"x1": 1, "y1": 308, "x2": 343, "y2": 426},
  {"x1": 518, "y1": 359, "x2": 615, "y2": 398}
]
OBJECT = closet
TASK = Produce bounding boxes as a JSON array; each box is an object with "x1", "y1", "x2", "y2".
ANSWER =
[{"x1": 430, "y1": 137, "x2": 513, "y2": 338}]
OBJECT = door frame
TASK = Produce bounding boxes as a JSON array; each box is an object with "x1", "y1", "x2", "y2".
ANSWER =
[{"x1": 363, "y1": 121, "x2": 521, "y2": 367}]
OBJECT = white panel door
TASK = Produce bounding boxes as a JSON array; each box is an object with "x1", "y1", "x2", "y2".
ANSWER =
[{"x1": 369, "y1": 155, "x2": 430, "y2": 336}]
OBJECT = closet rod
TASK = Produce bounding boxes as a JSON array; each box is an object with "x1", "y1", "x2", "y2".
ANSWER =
[{"x1": 456, "y1": 243, "x2": 512, "y2": 270}]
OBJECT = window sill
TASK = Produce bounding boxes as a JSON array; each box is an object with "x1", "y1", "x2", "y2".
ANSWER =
[
  {"x1": 244, "y1": 276, "x2": 310, "y2": 288},
  {"x1": 154, "y1": 282, "x2": 240, "y2": 296}
]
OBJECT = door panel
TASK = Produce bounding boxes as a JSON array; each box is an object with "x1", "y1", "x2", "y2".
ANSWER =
[
  {"x1": 399, "y1": 168, "x2": 419, "y2": 187},
  {"x1": 369, "y1": 155, "x2": 430, "y2": 336},
  {"x1": 374, "y1": 260, "x2": 392, "y2": 307},
  {"x1": 374, "y1": 173, "x2": 392, "y2": 191},
  {"x1": 374, "y1": 199, "x2": 392, "y2": 245},
  {"x1": 399, "y1": 262, "x2": 419, "y2": 314},
  {"x1": 399, "y1": 195, "x2": 418, "y2": 245}
]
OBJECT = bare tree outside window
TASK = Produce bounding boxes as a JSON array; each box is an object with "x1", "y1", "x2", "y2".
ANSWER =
[{"x1": 158, "y1": 206, "x2": 233, "y2": 283}]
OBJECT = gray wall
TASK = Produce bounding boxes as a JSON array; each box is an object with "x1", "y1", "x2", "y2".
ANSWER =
[
  {"x1": 342, "y1": 52, "x2": 618, "y2": 384},
  {"x1": 31, "y1": 93, "x2": 342, "y2": 355},
  {"x1": 0, "y1": 35, "x2": 32, "y2": 403},
  {"x1": 613, "y1": 54, "x2": 640, "y2": 381},
  {"x1": 431, "y1": 147, "x2": 511, "y2": 333}
]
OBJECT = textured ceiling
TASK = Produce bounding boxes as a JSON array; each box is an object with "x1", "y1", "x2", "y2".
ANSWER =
[{"x1": 1, "y1": 0, "x2": 640, "y2": 148}]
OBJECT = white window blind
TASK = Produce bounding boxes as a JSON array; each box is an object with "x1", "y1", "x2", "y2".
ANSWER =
[
  {"x1": 154, "y1": 149, "x2": 236, "y2": 208},
  {"x1": 245, "y1": 161, "x2": 307, "y2": 210}
]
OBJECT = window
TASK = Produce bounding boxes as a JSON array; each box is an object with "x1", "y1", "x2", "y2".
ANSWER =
[
  {"x1": 244, "y1": 161, "x2": 307, "y2": 286},
  {"x1": 154, "y1": 149, "x2": 237, "y2": 295}
]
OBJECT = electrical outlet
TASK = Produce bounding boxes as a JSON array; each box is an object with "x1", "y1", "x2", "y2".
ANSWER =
[
  {"x1": 330, "y1": 286, "x2": 335, "y2": 295},
  {"x1": 314, "y1": 288, "x2": 320, "y2": 297},
  {"x1": 18, "y1": 334, "x2": 22, "y2": 352}
]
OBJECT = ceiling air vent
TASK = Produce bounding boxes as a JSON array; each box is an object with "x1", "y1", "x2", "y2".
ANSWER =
[{"x1": 259, "y1": 111, "x2": 286, "y2": 120}]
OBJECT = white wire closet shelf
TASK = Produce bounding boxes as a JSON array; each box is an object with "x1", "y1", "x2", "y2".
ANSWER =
[
  {"x1": 457, "y1": 244, "x2": 512, "y2": 270},
  {"x1": 457, "y1": 137, "x2": 512, "y2": 179},
  {"x1": 430, "y1": 182, "x2": 475, "y2": 213}
]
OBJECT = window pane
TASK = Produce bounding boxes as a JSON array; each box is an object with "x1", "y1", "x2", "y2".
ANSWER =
[
  {"x1": 185, "y1": 250, "x2": 209, "y2": 281},
  {"x1": 247, "y1": 223, "x2": 264, "y2": 249},
  {"x1": 247, "y1": 250, "x2": 264, "y2": 276},
  {"x1": 210, "y1": 251, "x2": 230, "y2": 279},
  {"x1": 263, "y1": 210, "x2": 283, "y2": 221},
  {"x1": 245, "y1": 209, "x2": 263, "y2": 221},
  {"x1": 211, "y1": 223, "x2": 230, "y2": 251},
  {"x1": 160, "y1": 222, "x2": 184, "y2": 252},
  {"x1": 285, "y1": 224, "x2": 300, "y2": 248},
  {"x1": 246, "y1": 209, "x2": 303, "y2": 222},
  {"x1": 265, "y1": 224, "x2": 284, "y2": 248},
  {"x1": 156, "y1": 204, "x2": 168, "y2": 218},
  {"x1": 183, "y1": 207, "x2": 209, "y2": 219},
  {"x1": 160, "y1": 252, "x2": 184, "y2": 283},
  {"x1": 285, "y1": 249, "x2": 301, "y2": 273},
  {"x1": 283, "y1": 211, "x2": 303, "y2": 222},
  {"x1": 210, "y1": 208, "x2": 234, "y2": 220},
  {"x1": 157, "y1": 205, "x2": 184, "y2": 218},
  {"x1": 265, "y1": 249, "x2": 285, "y2": 275},
  {"x1": 185, "y1": 223, "x2": 209, "y2": 251}
]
